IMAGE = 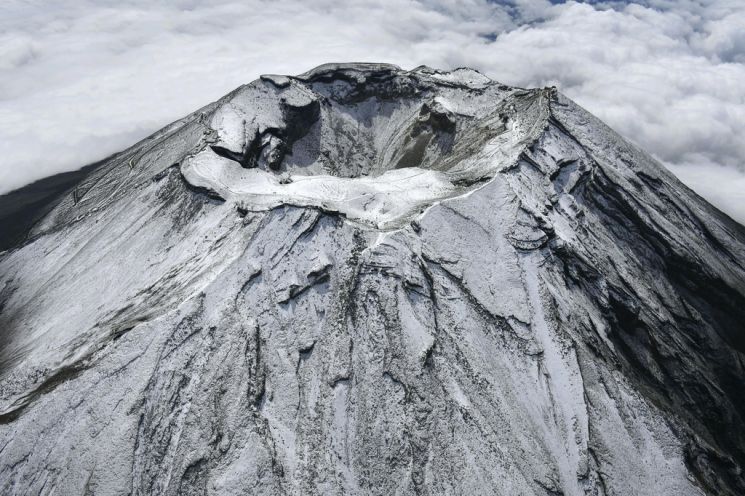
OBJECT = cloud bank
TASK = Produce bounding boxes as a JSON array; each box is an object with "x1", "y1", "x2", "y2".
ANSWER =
[{"x1": 1, "y1": 0, "x2": 744, "y2": 222}]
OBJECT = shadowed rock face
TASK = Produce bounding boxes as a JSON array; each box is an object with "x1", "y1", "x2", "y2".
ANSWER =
[
  {"x1": 0, "y1": 160, "x2": 105, "y2": 253},
  {"x1": 0, "y1": 63, "x2": 744, "y2": 496}
]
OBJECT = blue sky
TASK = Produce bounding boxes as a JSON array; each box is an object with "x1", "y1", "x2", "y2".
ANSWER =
[{"x1": 1, "y1": 0, "x2": 744, "y2": 221}]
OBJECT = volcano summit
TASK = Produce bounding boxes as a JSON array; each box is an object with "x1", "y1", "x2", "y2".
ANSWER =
[{"x1": 1, "y1": 63, "x2": 744, "y2": 496}]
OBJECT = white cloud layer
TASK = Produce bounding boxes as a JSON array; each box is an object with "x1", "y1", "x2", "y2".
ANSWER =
[{"x1": 1, "y1": 0, "x2": 744, "y2": 222}]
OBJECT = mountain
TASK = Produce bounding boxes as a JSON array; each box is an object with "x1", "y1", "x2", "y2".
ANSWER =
[{"x1": 1, "y1": 63, "x2": 744, "y2": 495}]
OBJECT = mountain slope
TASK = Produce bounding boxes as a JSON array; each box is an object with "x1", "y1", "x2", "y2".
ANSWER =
[{"x1": 1, "y1": 63, "x2": 744, "y2": 495}]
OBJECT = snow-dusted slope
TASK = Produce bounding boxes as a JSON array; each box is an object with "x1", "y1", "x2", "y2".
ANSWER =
[{"x1": 1, "y1": 63, "x2": 744, "y2": 495}]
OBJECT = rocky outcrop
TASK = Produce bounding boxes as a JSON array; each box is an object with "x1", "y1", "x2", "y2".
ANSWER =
[{"x1": 0, "y1": 63, "x2": 744, "y2": 495}]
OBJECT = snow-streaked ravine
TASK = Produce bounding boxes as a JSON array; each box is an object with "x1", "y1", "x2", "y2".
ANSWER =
[{"x1": 1, "y1": 63, "x2": 744, "y2": 496}]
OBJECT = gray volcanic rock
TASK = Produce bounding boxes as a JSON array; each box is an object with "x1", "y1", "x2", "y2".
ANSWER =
[{"x1": 1, "y1": 63, "x2": 745, "y2": 495}]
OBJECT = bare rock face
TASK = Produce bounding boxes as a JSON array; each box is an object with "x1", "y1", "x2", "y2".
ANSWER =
[{"x1": 1, "y1": 63, "x2": 745, "y2": 495}]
